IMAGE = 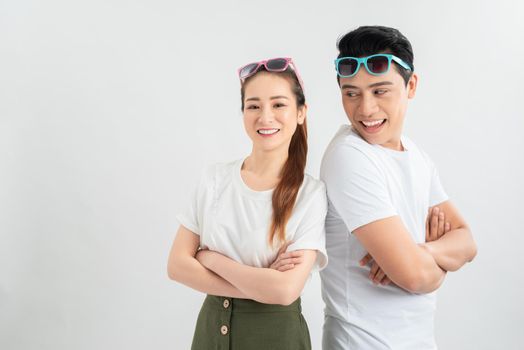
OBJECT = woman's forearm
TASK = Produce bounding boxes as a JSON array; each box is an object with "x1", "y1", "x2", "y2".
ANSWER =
[
  {"x1": 201, "y1": 252, "x2": 310, "y2": 305},
  {"x1": 168, "y1": 255, "x2": 247, "y2": 298}
]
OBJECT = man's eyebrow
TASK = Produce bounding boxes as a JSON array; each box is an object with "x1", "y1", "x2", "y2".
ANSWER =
[
  {"x1": 368, "y1": 81, "x2": 394, "y2": 88},
  {"x1": 340, "y1": 84, "x2": 359, "y2": 90},
  {"x1": 245, "y1": 95, "x2": 289, "y2": 102},
  {"x1": 340, "y1": 81, "x2": 394, "y2": 90}
]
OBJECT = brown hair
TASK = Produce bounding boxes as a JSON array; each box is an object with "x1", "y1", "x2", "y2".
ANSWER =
[{"x1": 240, "y1": 67, "x2": 307, "y2": 246}]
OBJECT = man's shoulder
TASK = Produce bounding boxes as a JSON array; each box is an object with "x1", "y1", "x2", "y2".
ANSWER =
[
  {"x1": 327, "y1": 124, "x2": 371, "y2": 149},
  {"x1": 402, "y1": 135, "x2": 436, "y2": 169},
  {"x1": 323, "y1": 125, "x2": 381, "y2": 167},
  {"x1": 321, "y1": 127, "x2": 387, "y2": 185}
]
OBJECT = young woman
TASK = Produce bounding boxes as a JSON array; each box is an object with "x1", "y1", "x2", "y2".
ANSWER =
[{"x1": 167, "y1": 57, "x2": 328, "y2": 350}]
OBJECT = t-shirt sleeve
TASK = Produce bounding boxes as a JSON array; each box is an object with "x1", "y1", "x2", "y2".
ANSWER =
[
  {"x1": 321, "y1": 144, "x2": 397, "y2": 234},
  {"x1": 428, "y1": 159, "x2": 449, "y2": 207},
  {"x1": 175, "y1": 166, "x2": 214, "y2": 235},
  {"x1": 286, "y1": 182, "x2": 329, "y2": 271}
]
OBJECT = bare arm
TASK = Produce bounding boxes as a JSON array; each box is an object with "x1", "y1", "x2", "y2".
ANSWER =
[
  {"x1": 196, "y1": 249, "x2": 317, "y2": 305},
  {"x1": 354, "y1": 216, "x2": 446, "y2": 294},
  {"x1": 167, "y1": 225, "x2": 246, "y2": 298},
  {"x1": 423, "y1": 201, "x2": 477, "y2": 272}
]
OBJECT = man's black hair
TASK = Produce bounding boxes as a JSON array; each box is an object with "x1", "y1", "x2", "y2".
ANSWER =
[{"x1": 337, "y1": 26, "x2": 414, "y2": 85}]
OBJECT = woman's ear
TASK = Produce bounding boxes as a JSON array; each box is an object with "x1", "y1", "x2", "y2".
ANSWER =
[{"x1": 297, "y1": 104, "x2": 308, "y2": 125}]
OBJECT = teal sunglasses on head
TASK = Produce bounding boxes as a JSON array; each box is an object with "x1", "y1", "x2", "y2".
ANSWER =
[{"x1": 334, "y1": 54, "x2": 412, "y2": 78}]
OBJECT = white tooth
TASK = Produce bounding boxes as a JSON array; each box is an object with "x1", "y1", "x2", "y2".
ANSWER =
[
  {"x1": 259, "y1": 129, "x2": 279, "y2": 135},
  {"x1": 363, "y1": 120, "x2": 384, "y2": 127}
]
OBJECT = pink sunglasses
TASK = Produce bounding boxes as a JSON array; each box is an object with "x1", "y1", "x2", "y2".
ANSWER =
[{"x1": 237, "y1": 57, "x2": 305, "y2": 92}]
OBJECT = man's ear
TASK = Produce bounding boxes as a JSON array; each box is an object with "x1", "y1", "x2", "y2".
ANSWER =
[
  {"x1": 297, "y1": 103, "x2": 308, "y2": 125},
  {"x1": 407, "y1": 73, "x2": 418, "y2": 99}
]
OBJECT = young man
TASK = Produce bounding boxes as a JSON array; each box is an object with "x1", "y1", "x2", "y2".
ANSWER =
[{"x1": 319, "y1": 26, "x2": 477, "y2": 349}]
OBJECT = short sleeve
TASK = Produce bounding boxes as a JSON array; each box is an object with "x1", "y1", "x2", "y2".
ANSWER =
[
  {"x1": 175, "y1": 166, "x2": 214, "y2": 235},
  {"x1": 287, "y1": 183, "x2": 329, "y2": 271},
  {"x1": 320, "y1": 144, "x2": 397, "y2": 234},
  {"x1": 428, "y1": 160, "x2": 448, "y2": 207}
]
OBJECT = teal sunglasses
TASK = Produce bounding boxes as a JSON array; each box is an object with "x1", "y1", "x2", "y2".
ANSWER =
[{"x1": 334, "y1": 54, "x2": 412, "y2": 78}]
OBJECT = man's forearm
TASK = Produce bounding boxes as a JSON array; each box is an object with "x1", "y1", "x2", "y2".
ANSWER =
[
  {"x1": 405, "y1": 245, "x2": 447, "y2": 293},
  {"x1": 424, "y1": 228, "x2": 477, "y2": 272}
]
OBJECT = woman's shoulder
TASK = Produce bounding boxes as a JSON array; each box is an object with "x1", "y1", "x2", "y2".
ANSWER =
[
  {"x1": 192, "y1": 159, "x2": 242, "y2": 196},
  {"x1": 200, "y1": 158, "x2": 242, "y2": 180},
  {"x1": 298, "y1": 174, "x2": 327, "y2": 202}
]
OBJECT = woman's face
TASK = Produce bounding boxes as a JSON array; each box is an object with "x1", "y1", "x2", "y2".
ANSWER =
[{"x1": 242, "y1": 72, "x2": 306, "y2": 154}]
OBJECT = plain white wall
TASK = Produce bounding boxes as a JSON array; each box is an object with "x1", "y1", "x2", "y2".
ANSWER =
[{"x1": 1, "y1": 0, "x2": 523, "y2": 349}]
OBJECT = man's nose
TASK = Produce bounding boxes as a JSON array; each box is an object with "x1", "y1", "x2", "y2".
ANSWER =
[{"x1": 358, "y1": 94, "x2": 379, "y2": 117}]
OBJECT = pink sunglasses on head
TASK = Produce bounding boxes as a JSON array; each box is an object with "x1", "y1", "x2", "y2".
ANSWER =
[{"x1": 237, "y1": 57, "x2": 305, "y2": 92}]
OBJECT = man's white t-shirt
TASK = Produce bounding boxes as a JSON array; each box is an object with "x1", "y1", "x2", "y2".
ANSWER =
[
  {"x1": 320, "y1": 125, "x2": 448, "y2": 350},
  {"x1": 177, "y1": 158, "x2": 328, "y2": 271}
]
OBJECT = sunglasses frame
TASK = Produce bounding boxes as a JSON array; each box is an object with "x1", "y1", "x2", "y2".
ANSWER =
[
  {"x1": 334, "y1": 54, "x2": 412, "y2": 78},
  {"x1": 237, "y1": 57, "x2": 305, "y2": 92}
]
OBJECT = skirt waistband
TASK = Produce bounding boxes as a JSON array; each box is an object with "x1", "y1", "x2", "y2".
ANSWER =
[{"x1": 204, "y1": 295, "x2": 302, "y2": 313}]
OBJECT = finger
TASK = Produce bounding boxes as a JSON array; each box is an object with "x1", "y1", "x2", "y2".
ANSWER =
[
  {"x1": 379, "y1": 275, "x2": 390, "y2": 285},
  {"x1": 425, "y1": 207, "x2": 432, "y2": 240},
  {"x1": 360, "y1": 253, "x2": 373, "y2": 266},
  {"x1": 445, "y1": 222, "x2": 451, "y2": 232},
  {"x1": 373, "y1": 268, "x2": 386, "y2": 285},
  {"x1": 271, "y1": 260, "x2": 287, "y2": 270},
  {"x1": 437, "y1": 212, "x2": 445, "y2": 238},
  {"x1": 429, "y1": 207, "x2": 439, "y2": 241},
  {"x1": 291, "y1": 256, "x2": 304, "y2": 264},
  {"x1": 273, "y1": 249, "x2": 298, "y2": 266},
  {"x1": 369, "y1": 262, "x2": 380, "y2": 281},
  {"x1": 278, "y1": 241, "x2": 291, "y2": 255},
  {"x1": 277, "y1": 257, "x2": 303, "y2": 267},
  {"x1": 279, "y1": 251, "x2": 304, "y2": 260},
  {"x1": 278, "y1": 263, "x2": 295, "y2": 272},
  {"x1": 288, "y1": 251, "x2": 305, "y2": 258}
]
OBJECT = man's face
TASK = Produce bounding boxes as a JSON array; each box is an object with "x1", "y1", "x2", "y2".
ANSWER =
[{"x1": 339, "y1": 64, "x2": 418, "y2": 151}]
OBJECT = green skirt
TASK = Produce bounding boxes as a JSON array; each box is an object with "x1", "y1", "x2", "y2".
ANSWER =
[{"x1": 191, "y1": 295, "x2": 311, "y2": 350}]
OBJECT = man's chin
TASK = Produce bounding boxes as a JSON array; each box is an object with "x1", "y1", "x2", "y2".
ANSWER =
[{"x1": 352, "y1": 126, "x2": 381, "y2": 145}]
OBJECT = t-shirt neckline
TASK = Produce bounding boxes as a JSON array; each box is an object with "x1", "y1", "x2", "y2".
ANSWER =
[
  {"x1": 347, "y1": 124, "x2": 410, "y2": 156},
  {"x1": 233, "y1": 158, "x2": 274, "y2": 200}
]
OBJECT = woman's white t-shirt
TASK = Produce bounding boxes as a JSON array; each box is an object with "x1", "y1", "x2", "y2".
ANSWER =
[{"x1": 177, "y1": 158, "x2": 328, "y2": 270}]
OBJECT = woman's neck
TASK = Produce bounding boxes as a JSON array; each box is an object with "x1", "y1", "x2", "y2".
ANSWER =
[{"x1": 241, "y1": 148, "x2": 288, "y2": 191}]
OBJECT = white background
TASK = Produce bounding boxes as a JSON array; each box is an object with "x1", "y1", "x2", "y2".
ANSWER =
[{"x1": 1, "y1": 0, "x2": 523, "y2": 349}]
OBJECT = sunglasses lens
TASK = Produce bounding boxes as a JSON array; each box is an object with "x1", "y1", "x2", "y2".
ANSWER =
[
  {"x1": 266, "y1": 58, "x2": 288, "y2": 71},
  {"x1": 337, "y1": 58, "x2": 359, "y2": 77},
  {"x1": 367, "y1": 55, "x2": 389, "y2": 74},
  {"x1": 239, "y1": 63, "x2": 259, "y2": 79}
]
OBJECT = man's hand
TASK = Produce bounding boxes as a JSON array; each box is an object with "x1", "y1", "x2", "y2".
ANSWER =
[
  {"x1": 269, "y1": 241, "x2": 304, "y2": 272},
  {"x1": 359, "y1": 253, "x2": 393, "y2": 285},
  {"x1": 426, "y1": 206, "x2": 451, "y2": 242},
  {"x1": 360, "y1": 207, "x2": 452, "y2": 286}
]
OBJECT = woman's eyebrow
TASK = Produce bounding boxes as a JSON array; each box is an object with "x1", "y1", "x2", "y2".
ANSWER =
[{"x1": 245, "y1": 95, "x2": 289, "y2": 102}]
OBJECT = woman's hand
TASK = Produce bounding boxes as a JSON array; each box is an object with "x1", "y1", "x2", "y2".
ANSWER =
[
  {"x1": 195, "y1": 248, "x2": 216, "y2": 269},
  {"x1": 269, "y1": 242, "x2": 304, "y2": 272}
]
